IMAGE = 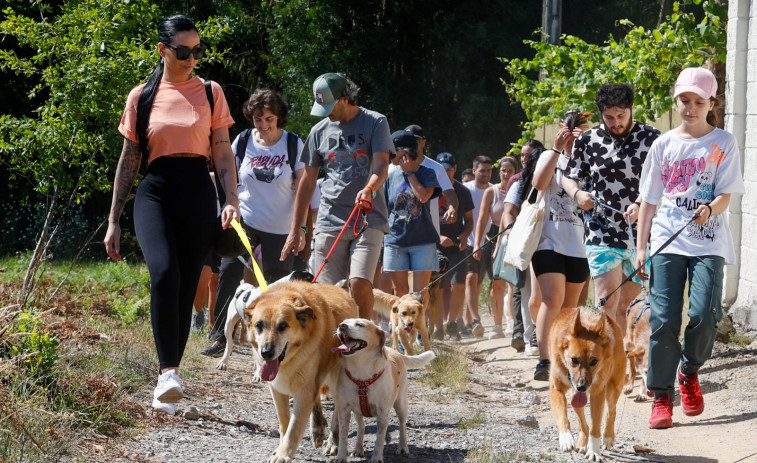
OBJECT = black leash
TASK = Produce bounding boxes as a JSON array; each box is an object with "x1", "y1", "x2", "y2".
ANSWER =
[
  {"x1": 422, "y1": 222, "x2": 513, "y2": 292},
  {"x1": 597, "y1": 212, "x2": 700, "y2": 308}
]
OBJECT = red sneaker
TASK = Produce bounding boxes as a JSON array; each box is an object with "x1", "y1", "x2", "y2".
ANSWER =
[
  {"x1": 649, "y1": 394, "x2": 673, "y2": 429},
  {"x1": 678, "y1": 368, "x2": 704, "y2": 416}
]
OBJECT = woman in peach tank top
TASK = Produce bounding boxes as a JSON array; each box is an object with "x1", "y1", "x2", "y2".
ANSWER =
[{"x1": 103, "y1": 15, "x2": 237, "y2": 415}]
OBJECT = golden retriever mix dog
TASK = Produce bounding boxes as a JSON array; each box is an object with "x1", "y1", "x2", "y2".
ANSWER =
[
  {"x1": 623, "y1": 294, "x2": 653, "y2": 401},
  {"x1": 372, "y1": 289, "x2": 431, "y2": 355},
  {"x1": 330, "y1": 318, "x2": 435, "y2": 462},
  {"x1": 244, "y1": 280, "x2": 358, "y2": 463},
  {"x1": 549, "y1": 307, "x2": 625, "y2": 462}
]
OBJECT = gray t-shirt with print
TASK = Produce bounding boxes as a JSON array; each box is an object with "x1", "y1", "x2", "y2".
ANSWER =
[{"x1": 301, "y1": 107, "x2": 394, "y2": 233}]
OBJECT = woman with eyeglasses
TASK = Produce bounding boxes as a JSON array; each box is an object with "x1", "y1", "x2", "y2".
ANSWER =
[{"x1": 103, "y1": 15, "x2": 237, "y2": 415}]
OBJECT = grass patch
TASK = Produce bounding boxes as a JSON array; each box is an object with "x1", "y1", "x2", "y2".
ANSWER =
[
  {"x1": 729, "y1": 331, "x2": 753, "y2": 347},
  {"x1": 419, "y1": 344, "x2": 469, "y2": 396},
  {"x1": 0, "y1": 257, "x2": 157, "y2": 462},
  {"x1": 464, "y1": 445, "x2": 552, "y2": 462},
  {"x1": 457, "y1": 409, "x2": 486, "y2": 429}
]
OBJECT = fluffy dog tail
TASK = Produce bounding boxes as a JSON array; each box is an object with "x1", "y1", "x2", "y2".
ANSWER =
[{"x1": 404, "y1": 351, "x2": 436, "y2": 369}]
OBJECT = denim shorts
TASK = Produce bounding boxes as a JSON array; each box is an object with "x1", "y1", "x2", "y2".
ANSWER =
[
  {"x1": 383, "y1": 243, "x2": 438, "y2": 272},
  {"x1": 586, "y1": 244, "x2": 642, "y2": 284}
]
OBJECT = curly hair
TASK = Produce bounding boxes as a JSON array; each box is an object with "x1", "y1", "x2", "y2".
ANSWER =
[
  {"x1": 243, "y1": 89, "x2": 290, "y2": 128},
  {"x1": 595, "y1": 83, "x2": 634, "y2": 113}
]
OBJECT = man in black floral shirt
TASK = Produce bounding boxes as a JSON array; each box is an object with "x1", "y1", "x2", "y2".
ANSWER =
[{"x1": 563, "y1": 83, "x2": 660, "y2": 336}]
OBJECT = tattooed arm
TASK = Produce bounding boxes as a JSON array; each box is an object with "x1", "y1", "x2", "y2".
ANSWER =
[
  {"x1": 210, "y1": 126, "x2": 239, "y2": 228},
  {"x1": 104, "y1": 138, "x2": 141, "y2": 261}
]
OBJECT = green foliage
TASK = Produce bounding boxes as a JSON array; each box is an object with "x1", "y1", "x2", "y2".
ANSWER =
[
  {"x1": 501, "y1": 0, "x2": 727, "y2": 153},
  {"x1": 6, "y1": 312, "x2": 59, "y2": 385}
]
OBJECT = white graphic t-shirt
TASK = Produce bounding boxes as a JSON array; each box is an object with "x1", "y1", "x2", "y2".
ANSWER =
[
  {"x1": 234, "y1": 129, "x2": 305, "y2": 234},
  {"x1": 421, "y1": 157, "x2": 453, "y2": 234},
  {"x1": 639, "y1": 128, "x2": 745, "y2": 264}
]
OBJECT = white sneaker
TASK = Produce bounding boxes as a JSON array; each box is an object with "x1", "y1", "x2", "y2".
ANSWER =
[
  {"x1": 525, "y1": 343, "x2": 540, "y2": 356},
  {"x1": 152, "y1": 397, "x2": 176, "y2": 415},
  {"x1": 154, "y1": 370, "x2": 183, "y2": 403},
  {"x1": 488, "y1": 326, "x2": 505, "y2": 340},
  {"x1": 504, "y1": 320, "x2": 514, "y2": 336}
]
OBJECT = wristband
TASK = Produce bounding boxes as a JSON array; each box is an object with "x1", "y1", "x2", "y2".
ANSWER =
[
  {"x1": 366, "y1": 185, "x2": 376, "y2": 192},
  {"x1": 633, "y1": 201, "x2": 641, "y2": 207},
  {"x1": 300, "y1": 225, "x2": 308, "y2": 234},
  {"x1": 403, "y1": 171, "x2": 415, "y2": 178},
  {"x1": 551, "y1": 147, "x2": 563, "y2": 155},
  {"x1": 572, "y1": 189, "x2": 581, "y2": 202},
  {"x1": 704, "y1": 204, "x2": 712, "y2": 218}
]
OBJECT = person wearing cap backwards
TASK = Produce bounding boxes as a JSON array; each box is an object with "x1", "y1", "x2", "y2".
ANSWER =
[
  {"x1": 563, "y1": 83, "x2": 661, "y2": 337},
  {"x1": 383, "y1": 130, "x2": 441, "y2": 308},
  {"x1": 461, "y1": 168, "x2": 474, "y2": 183},
  {"x1": 635, "y1": 67, "x2": 744, "y2": 430},
  {"x1": 281, "y1": 73, "x2": 394, "y2": 318},
  {"x1": 435, "y1": 152, "x2": 475, "y2": 341}
]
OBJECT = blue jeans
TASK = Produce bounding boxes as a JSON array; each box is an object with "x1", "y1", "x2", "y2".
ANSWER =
[{"x1": 647, "y1": 253, "x2": 724, "y2": 398}]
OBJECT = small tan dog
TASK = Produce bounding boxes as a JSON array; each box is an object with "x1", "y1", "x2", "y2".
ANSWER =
[
  {"x1": 623, "y1": 293, "x2": 653, "y2": 400},
  {"x1": 549, "y1": 307, "x2": 625, "y2": 462},
  {"x1": 330, "y1": 318, "x2": 435, "y2": 462},
  {"x1": 372, "y1": 289, "x2": 431, "y2": 355},
  {"x1": 244, "y1": 280, "x2": 358, "y2": 463}
]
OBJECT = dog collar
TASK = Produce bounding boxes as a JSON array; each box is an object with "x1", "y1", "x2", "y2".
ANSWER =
[{"x1": 345, "y1": 368, "x2": 385, "y2": 417}]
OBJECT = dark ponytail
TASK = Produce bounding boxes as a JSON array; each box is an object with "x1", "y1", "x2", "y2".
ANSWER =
[
  {"x1": 517, "y1": 147, "x2": 545, "y2": 204},
  {"x1": 136, "y1": 15, "x2": 198, "y2": 160},
  {"x1": 706, "y1": 97, "x2": 719, "y2": 127}
]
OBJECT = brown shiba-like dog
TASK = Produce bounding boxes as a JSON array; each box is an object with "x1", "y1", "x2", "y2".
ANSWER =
[
  {"x1": 372, "y1": 289, "x2": 432, "y2": 355},
  {"x1": 623, "y1": 294, "x2": 653, "y2": 401},
  {"x1": 549, "y1": 307, "x2": 625, "y2": 462},
  {"x1": 244, "y1": 281, "x2": 358, "y2": 463}
]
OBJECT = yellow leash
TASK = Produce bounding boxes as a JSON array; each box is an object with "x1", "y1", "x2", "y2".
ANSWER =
[{"x1": 229, "y1": 218, "x2": 268, "y2": 292}]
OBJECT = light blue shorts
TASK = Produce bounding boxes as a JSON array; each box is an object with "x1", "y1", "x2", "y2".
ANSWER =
[
  {"x1": 586, "y1": 244, "x2": 643, "y2": 284},
  {"x1": 383, "y1": 243, "x2": 438, "y2": 272}
]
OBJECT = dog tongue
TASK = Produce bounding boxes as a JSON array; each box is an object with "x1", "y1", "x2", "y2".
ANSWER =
[
  {"x1": 404, "y1": 326, "x2": 412, "y2": 333},
  {"x1": 260, "y1": 359, "x2": 280, "y2": 382},
  {"x1": 571, "y1": 391, "x2": 588, "y2": 409},
  {"x1": 331, "y1": 340, "x2": 358, "y2": 353}
]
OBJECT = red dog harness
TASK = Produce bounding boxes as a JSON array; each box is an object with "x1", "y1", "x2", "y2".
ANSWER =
[{"x1": 345, "y1": 368, "x2": 385, "y2": 417}]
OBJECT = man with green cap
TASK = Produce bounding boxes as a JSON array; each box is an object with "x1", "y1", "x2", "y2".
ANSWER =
[{"x1": 281, "y1": 73, "x2": 394, "y2": 319}]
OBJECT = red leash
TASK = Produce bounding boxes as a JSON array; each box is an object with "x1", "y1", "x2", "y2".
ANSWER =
[{"x1": 312, "y1": 198, "x2": 373, "y2": 283}]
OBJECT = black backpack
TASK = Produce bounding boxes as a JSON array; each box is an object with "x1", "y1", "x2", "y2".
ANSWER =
[
  {"x1": 136, "y1": 79, "x2": 215, "y2": 164},
  {"x1": 234, "y1": 128, "x2": 299, "y2": 182}
]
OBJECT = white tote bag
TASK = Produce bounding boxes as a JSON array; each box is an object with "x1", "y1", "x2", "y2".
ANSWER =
[{"x1": 504, "y1": 187, "x2": 546, "y2": 270}]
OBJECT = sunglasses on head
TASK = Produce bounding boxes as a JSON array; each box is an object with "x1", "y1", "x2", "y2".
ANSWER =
[{"x1": 164, "y1": 42, "x2": 207, "y2": 60}]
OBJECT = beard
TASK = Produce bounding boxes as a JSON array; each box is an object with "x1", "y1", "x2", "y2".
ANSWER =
[{"x1": 608, "y1": 121, "x2": 634, "y2": 141}]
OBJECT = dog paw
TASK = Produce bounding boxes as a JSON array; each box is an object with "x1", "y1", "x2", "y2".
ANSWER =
[
  {"x1": 323, "y1": 443, "x2": 338, "y2": 456},
  {"x1": 603, "y1": 436, "x2": 615, "y2": 450},
  {"x1": 215, "y1": 361, "x2": 228, "y2": 370},
  {"x1": 585, "y1": 436, "x2": 602, "y2": 462},
  {"x1": 396, "y1": 446, "x2": 410, "y2": 455},
  {"x1": 334, "y1": 456, "x2": 348, "y2": 463},
  {"x1": 311, "y1": 429, "x2": 326, "y2": 448},
  {"x1": 268, "y1": 455, "x2": 292, "y2": 463},
  {"x1": 370, "y1": 456, "x2": 384, "y2": 463},
  {"x1": 622, "y1": 385, "x2": 633, "y2": 395},
  {"x1": 558, "y1": 432, "x2": 575, "y2": 452},
  {"x1": 351, "y1": 447, "x2": 364, "y2": 458}
]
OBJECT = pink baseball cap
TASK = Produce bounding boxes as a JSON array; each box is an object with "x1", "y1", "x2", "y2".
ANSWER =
[{"x1": 674, "y1": 67, "x2": 717, "y2": 100}]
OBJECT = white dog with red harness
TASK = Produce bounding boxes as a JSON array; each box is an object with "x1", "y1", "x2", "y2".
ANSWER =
[{"x1": 329, "y1": 318, "x2": 435, "y2": 463}]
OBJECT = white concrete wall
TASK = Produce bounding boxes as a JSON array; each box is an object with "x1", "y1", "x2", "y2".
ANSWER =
[{"x1": 729, "y1": 0, "x2": 757, "y2": 328}]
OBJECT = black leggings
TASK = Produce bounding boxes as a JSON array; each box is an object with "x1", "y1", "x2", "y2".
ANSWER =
[{"x1": 134, "y1": 157, "x2": 217, "y2": 371}]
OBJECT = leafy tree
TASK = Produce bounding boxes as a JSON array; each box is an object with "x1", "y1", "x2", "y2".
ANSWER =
[
  {"x1": 501, "y1": 0, "x2": 727, "y2": 153},
  {"x1": 0, "y1": 0, "x2": 230, "y2": 305}
]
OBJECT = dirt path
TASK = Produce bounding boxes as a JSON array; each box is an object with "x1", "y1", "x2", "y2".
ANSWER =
[{"x1": 86, "y1": 311, "x2": 757, "y2": 463}]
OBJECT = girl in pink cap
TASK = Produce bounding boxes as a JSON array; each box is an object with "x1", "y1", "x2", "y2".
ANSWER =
[{"x1": 635, "y1": 67, "x2": 745, "y2": 429}]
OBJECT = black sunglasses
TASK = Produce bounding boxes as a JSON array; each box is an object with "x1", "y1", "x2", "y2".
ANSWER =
[{"x1": 164, "y1": 42, "x2": 207, "y2": 60}]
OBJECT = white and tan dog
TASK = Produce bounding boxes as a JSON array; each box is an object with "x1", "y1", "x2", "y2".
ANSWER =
[
  {"x1": 330, "y1": 318, "x2": 435, "y2": 463},
  {"x1": 245, "y1": 280, "x2": 358, "y2": 463},
  {"x1": 372, "y1": 289, "x2": 432, "y2": 355}
]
